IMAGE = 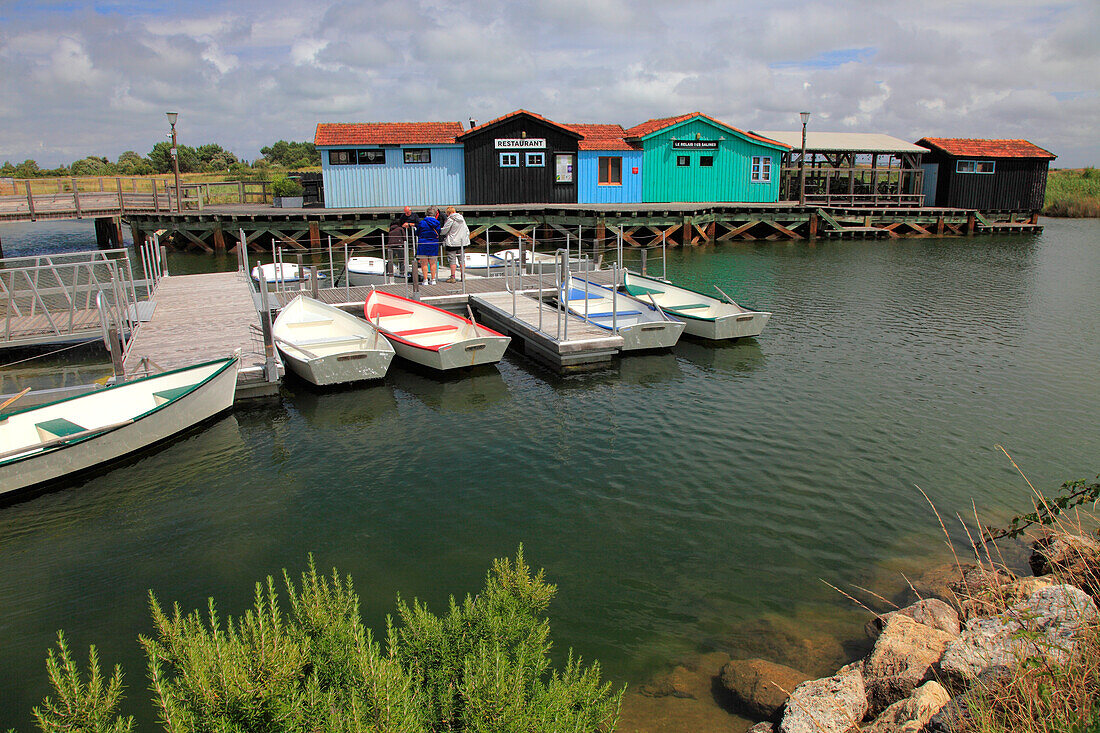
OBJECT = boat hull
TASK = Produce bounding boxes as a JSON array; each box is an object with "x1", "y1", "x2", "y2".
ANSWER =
[
  {"x1": 680, "y1": 311, "x2": 771, "y2": 339},
  {"x1": 389, "y1": 335, "x2": 511, "y2": 371},
  {"x1": 562, "y1": 276, "x2": 684, "y2": 351},
  {"x1": 273, "y1": 296, "x2": 395, "y2": 386},
  {"x1": 623, "y1": 271, "x2": 771, "y2": 341},
  {"x1": 615, "y1": 321, "x2": 685, "y2": 351},
  {"x1": 0, "y1": 359, "x2": 238, "y2": 496},
  {"x1": 282, "y1": 347, "x2": 394, "y2": 385}
]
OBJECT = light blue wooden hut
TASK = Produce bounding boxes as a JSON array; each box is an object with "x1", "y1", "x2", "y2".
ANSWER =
[
  {"x1": 570, "y1": 124, "x2": 643, "y2": 204},
  {"x1": 314, "y1": 122, "x2": 466, "y2": 208}
]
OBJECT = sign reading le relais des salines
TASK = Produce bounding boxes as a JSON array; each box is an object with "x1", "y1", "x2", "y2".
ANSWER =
[{"x1": 495, "y1": 138, "x2": 547, "y2": 149}]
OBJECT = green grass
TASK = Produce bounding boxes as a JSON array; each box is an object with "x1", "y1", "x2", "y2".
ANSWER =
[{"x1": 1044, "y1": 168, "x2": 1100, "y2": 217}]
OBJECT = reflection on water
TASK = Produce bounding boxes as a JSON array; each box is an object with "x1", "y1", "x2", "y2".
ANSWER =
[{"x1": 1, "y1": 220, "x2": 1099, "y2": 732}]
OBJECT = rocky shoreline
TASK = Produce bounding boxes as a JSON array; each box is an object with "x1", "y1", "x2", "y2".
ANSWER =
[{"x1": 716, "y1": 532, "x2": 1100, "y2": 733}]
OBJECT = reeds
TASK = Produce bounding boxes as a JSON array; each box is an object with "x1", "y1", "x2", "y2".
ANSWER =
[{"x1": 1043, "y1": 168, "x2": 1100, "y2": 218}]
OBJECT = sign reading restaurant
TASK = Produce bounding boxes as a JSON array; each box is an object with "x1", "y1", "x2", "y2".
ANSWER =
[
  {"x1": 672, "y1": 140, "x2": 719, "y2": 149},
  {"x1": 495, "y1": 138, "x2": 546, "y2": 149}
]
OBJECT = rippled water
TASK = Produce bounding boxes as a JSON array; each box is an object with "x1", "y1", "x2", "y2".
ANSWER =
[{"x1": 0, "y1": 218, "x2": 1097, "y2": 730}]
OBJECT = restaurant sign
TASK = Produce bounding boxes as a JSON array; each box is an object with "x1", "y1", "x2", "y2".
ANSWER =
[
  {"x1": 672, "y1": 140, "x2": 719, "y2": 149},
  {"x1": 495, "y1": 138, "x2": 546, "y2": 149}
]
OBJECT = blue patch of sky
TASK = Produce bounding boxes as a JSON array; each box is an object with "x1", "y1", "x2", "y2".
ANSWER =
[
  {"x1": 770, "y1": 47, "x2": 876, "y2": 70},
  {"x1": 1052, "y1": 91, "x2": 1096, "y2": 101}
]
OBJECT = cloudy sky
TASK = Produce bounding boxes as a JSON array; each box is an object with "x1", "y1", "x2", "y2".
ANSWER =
[{"x1": 1, "y1": 0, "x2": 1096, "y2": 167}]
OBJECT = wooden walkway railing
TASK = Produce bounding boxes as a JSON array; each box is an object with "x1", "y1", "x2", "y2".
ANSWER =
[{"x1": 0, "y1": 176, "x2": 270, "y2": 222}]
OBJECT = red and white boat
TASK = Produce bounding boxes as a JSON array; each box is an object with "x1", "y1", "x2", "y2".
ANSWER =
[{"x1": 364, "y1": 291, "x2": 510, "y2": 371}]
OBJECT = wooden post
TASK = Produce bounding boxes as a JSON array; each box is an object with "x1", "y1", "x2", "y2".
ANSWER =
[
  {"x1": 107, "y1": 325, "x2": 125, "y2": 378},
  {"x1": 1030, "y1": 212, "x2": 1039, "y2": 225},
  {"x1": 130, "y1": 222, "x2": 146, "y2": 249},
  {"x1": 24, "y1": 180, "x2": 36, "y2": 221},
  {"x1": 308, "y1": 220, "x2": 320, "y2": 250},
  {"x1": 809, "y1": 212, "x2": 818, "y2": 238},
  {"x1": 116, "y1": 177, "x2": 125, "y2": 214},
  {"x1": 153, "y1": 180, "x2": 161, "y2": 212},
  {"x1": 936, "y1": 216, "x2": 945, "y2": 235},
  {"x1": 596, "y1": 219, "x2": 606, "y2": 256},
  {"x1": 683, "y1": 216, "x2": 692, "y2": 245},
  {"x1": 640, "y1": 248, "x2": 648, "y2": 276},
  {"x1": 213, "y1": 223, "x2": 226, "y2": 252},
  {"x1": 98, "y1": 177, "x2": 105, "y2": 191},
  {"x1": 71, "y1": 178, "x2": 82, "y2": 218},
  {"x1": 966, "y1": 212, "x2": 976, "y2": 236},
  {"x1": 706, "y1": 221, "x2": 715, "y2": 241}
]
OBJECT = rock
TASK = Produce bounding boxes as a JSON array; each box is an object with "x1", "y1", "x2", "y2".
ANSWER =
[
  {"x1": 924, "y1": 692, "x2": 975, "y2": 733},
  {"x1": 861, "y1": 680, "x2": 950, "y2": 733},
  {"x1": 748, "y1": 724, "x2": 777, "y2": 733},
  {"x1": 720, "y1": 658, "x2": 811, "y2": 720},
  {"x1": 908, "y1": 562, "x2": 1014, "y2": 612},
  {"x1": 862, "y1": 614, "x2": 955, "y2": 716},
  {"x1": 1031, "y1": 533, "x2": 1100, "y2": 594},
  {"x1": 723, "y1": 617, "x2": 848, "y2": 678},
  {"x1": 938, "y1": 583, "x2": 1099, "y2": 689},
  {"x1": 778, "y1": 665, "x2": 867, "y2": 733},
  {"x1": 866, "y1": 598, "x2": 961, "y2": 639},
  {"x1": 638, "y1": 665, "x2": 697, "y2": 699}
]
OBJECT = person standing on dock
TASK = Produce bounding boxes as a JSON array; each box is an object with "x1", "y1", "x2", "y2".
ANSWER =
[
  {"x1": 440, "y1": 206, "x2": 470, "y2": 283},
  {"x1": 415, "y1": 209, "x2": 442, "y2": 285}
]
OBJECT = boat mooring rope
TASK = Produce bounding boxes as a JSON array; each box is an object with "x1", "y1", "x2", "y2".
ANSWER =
[{"x1": 0, "y1": 340, "x2": 94, "y2": 369}]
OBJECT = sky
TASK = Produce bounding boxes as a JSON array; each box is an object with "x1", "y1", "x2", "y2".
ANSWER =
[{"x1": 0, "y1": 0, "x2": 1097, "y2": 167}]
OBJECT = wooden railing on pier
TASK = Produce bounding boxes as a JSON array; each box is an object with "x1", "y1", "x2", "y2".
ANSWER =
[{"x1": 0, "y1": 176, "x2": 270, "y2": 223}]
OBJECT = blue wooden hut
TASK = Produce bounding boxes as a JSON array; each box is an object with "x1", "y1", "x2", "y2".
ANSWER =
[
  {"x1": 569, "y1": 124, "x2": 643, "y2": 204},
  {"x1": 623, "y1": 113, "x2": 789, "y2": 203},
  {"x1": 314, "y1": 122, "x2": 466, "y2": 208}
]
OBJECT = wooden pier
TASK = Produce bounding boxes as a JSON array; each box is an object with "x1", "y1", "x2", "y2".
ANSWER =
[{"x1": 122, "y1": 272, "x2": 280, "y2": 398}]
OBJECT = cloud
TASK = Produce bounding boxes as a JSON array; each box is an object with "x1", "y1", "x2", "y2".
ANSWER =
[{"x1": 0, "y1": 0, "x2": 1096, "y2": 167}]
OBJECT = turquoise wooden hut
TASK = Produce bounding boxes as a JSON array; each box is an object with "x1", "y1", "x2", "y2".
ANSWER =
[
  {"x1": 569, "y1": 124, "x2": 643, "y2": 204},
  {"x1": 314, "y1": 122, "x2": 465, "y2": 208},
  {"x1": 623, "y1": 113, "x2": 789, "y2": 203}
]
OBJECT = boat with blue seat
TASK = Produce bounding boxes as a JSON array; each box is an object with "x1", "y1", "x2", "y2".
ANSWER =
[{"x1": 560, "y1": 275, "x2": 684, "y2": 351}]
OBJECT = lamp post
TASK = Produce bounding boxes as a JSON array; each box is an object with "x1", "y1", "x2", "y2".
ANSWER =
[
  {"x1": 166, "y1": 111, "x2": 181, "y2": 213},
  {"x1": 798, "y1": 111, "x2": 810, "y2": 206}
]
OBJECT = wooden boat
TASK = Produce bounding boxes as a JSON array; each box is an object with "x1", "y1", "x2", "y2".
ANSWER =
[
  {"x1": 273, "y1": 295, "x2": 394, "y2": 386},
  {"x1": 0, "y1": 357, "x2": 238, "y2": 496},
  {"x1": 345, "y1": 256, "x2": 389, "y2": 286},
  {"x1": 251, "y1": 262, "x2": 327, "y2": 290},
  {"x1": 561, "y1": 276, "x2": 684, "y2": 351},
  {"x1": 494, "y1": 248, "x2": 583, "y2": 275},
  {"x1": 622, "y1": 271, "x2": 771, "y2": 340},
  {"x1": 461, "y1": 252, "x2": 507, "y2": 276},
  {"x1": 364, "y1": 291, "x2": 510, "y2": 371}
]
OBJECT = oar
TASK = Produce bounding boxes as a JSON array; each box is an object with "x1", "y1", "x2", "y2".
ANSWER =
[
  {"x1": 713, "y1": 285, "x2": 736, "y2": 305},
  {"x1": 646, "y1": 293, "x2": 670, "y2": 321},
  {"x1": 273, "y1": 336, "x2": 320, "y2": 360},
  {"x1": 0, "y1": 388, "x2": 31, "y2": 412},
  {"x1": 0, "y1": 419, "x2": 135, "y2": 463}
]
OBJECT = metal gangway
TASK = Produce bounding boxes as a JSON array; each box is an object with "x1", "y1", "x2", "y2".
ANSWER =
[{"x1": 0, "y1": 242, "x2": 163, "y2": 350}]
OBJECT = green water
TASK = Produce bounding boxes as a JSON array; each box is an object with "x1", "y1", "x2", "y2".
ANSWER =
[{"x1": 0, "y1": 219, "x2": 1097, "y2": 729}]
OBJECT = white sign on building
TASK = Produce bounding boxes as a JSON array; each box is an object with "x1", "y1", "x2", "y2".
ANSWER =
[{"x1": 494, "y1": 138, "x2": 547, "y2": 149}]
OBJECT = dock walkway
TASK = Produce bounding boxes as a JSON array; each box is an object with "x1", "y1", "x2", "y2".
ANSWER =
[{"x1": 123, "y1": 272, "x2": 278, "y2": 397}]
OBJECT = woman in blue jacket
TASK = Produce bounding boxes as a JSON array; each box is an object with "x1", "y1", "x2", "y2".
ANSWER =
[{"x1": 415, "y1": 209, "x2": 442, "y2": 285}]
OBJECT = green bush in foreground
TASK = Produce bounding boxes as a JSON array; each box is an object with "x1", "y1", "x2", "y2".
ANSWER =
[{"x1": 30, "y1": 548, "x2": 622, "y2": 733}]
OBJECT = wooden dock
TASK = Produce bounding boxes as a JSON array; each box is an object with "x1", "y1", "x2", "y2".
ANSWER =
[
  {"x1": 470, "y1": 291, "x2": 623, "y2": 368},
  {"x1": 122, "y1": 272, "x2": 279, "y2": 398}
]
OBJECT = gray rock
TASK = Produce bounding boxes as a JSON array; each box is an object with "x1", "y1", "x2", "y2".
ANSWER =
[
  {"x1": 748, "y1": 724, "x2": 777, "y2": 733},
  {"x1": 861, "y1": 680, "x2": 950, "y2": 733},
  {"x1": 867, "y1": 598, "x2": 961, "y2": 638},
  {"x1": 862, "y1": 614, "x2": 955, "y2": 716},
  {"x1": 720, "y1": 658, "x2": 811, "y2": 720},
  {"x1": 938, "y1": 583, "x2": 1099, "y2": 689},
  {"x1": 1031, "y1": 533, "x2": 1100, "y2": 594},
  {"x1": 924, "y1": 692, "x2": 975, "y2": 733},
  {"x1": 908, "y1": 562, "x2": 1014, "y2": 611},
  {"x1": 778, "y1": 665, "x2": 867, "y2": 733}
]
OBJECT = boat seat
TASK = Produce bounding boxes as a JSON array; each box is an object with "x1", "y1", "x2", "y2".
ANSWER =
[
  {"x1": 627, "y1": 284, "x2": 664, "y2": 295},
  {"x1": 286, "y1": 318, "x2": 334, "y2": 327},
  {"x1": 567, "y1": 288, "x2": 604, "y2": 300},
  {"x1": 665, "y1": 303, "x2": 710, "y2": 311},
  {"x1": 393, "y1": 325, "x2": 458, "y2": 337},
  {"x1": 153, "y1": 385, "x2": 193, "y2": 405},
  {"x1": 368, "y1": 304, "x2": 414, "y2": 319},
  {"x1": 587, "y1": 310, "x2": 642, "y2": 318},
  {"x1": 36, "y1": 418, "x2": 86, "y2": 440},
  {"x1": 293, "y1": 335, "x2": 369, "y2": 347}
]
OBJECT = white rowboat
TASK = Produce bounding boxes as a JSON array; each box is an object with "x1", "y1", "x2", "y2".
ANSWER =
[
  {"x1": 0, "y1": 357, "x2": 239, "y2": 496},
  {"x1": 345, "y1": 256, "x2": 390, "y2": 286},
  {"x1": 622, "y1": 271, "x2": 771, "y2": 340},
  {"x1": 273, "y1": 296, "x2": 395, "y2": 386},
  {"x1": 364, "y1": 291, "x2": 510, "y2": 371},
  {"x1": 561, "y1": 276, "x2": 684, "y2": 351},
  {"x1": 251, "y1": 263, "x2": 328, "y2": 290},
  {"x1": 461, "y1": 252, "x2": 507, "y2": 276}
]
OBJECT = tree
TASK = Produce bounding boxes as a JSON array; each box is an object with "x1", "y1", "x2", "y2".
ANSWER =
[
  {"x1": 116, "y1": 151, "x2": 154, "y2": 176},
  {"x1": 260, "y1": 140, "x2": 320, "y2": 168},
  {"x1": 194, "y1": 143, "x2": 238, "y2": 172},
  {"x1": 14, "y1": 159, "x2": 42, "y2": 178},
  {"x1": 70, "y1": 156, "x2": 114, "y2": 176},
  {"x1": 148, "y1": 142, "x2": 200, "y2": 174}
]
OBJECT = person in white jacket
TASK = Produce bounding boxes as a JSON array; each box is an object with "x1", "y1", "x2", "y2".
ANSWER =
[{"x1": 439, "y1": 206, "x2": 470, "y2": 283}]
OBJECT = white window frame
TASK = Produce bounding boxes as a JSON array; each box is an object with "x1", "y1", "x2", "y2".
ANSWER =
[
  {"x1": 403, "y1": 148, "x2": 431, "y2": 164},
  {"x1": 751, "y1": 156, "x2": 772, "y2": 182},
  {"x1": 957, "y1": 160, "x2": 995, "y2": 174},
  {"x1": 500, "y1": 152, "x2": 519, "y2": 167},
  {"x1": 525, "y1": 152, "x2": 545, "y2": 167}
]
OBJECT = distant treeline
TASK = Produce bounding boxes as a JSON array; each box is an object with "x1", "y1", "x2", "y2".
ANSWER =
[{"x1": 0, "y1": 140, "x2": 319, "y2": 179}]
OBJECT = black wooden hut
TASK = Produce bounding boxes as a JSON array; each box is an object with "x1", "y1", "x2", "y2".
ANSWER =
[
  {"x1": 458, "y1": 110, "x2": 581, "y2": 205},
  {"x1": 915, "y1": 138, "x2": 1055, "y2": 212}
]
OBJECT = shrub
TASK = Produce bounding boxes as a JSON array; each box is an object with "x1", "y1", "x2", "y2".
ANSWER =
[{"x1": 271, "y1": 175, "x2": 304, "y2": 198}]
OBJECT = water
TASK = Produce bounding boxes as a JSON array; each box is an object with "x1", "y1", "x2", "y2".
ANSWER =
[{"x1": 0, "y1": 218, "x2": 1098, "y2": 730}]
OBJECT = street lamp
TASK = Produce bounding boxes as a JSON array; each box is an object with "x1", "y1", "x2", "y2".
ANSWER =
[
  {"x1": 166, "y1": 111, "x2": 181, "y2": 213},
  {"x1": 799, "y1": 111, "x2": 810, "y2": 206}
]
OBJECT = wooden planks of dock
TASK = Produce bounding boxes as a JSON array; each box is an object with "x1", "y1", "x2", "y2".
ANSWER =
[{"x1": 122, "y1": 272, "x2": 278, "y2": 397}]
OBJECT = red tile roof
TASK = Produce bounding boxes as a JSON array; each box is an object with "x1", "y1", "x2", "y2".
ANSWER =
[
  {"x1": 624, "y1": 112, "x2": 790, "y2": 148},
  {"x1": 916, "y1": 138, "x2": 1056, "y2": 159},
  {"x1": 565, "y1": 124, "x2": 637, "y2": 151},
  {"x1": 456, "y1": 109, "x2": 581, "y2": 139},
  {"x1": 314, "y1": 122, "x2": 464, "y2": 146}
]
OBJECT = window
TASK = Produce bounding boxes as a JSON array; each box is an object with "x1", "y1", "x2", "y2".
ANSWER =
[
  {"x1": 957, "y1": 160, "x2": 995, "y2": 174},
  {"x1": 525, "y1": 152, "x2": 545, "y2": 167},
  {"x1": 676, "y1": 155, "x2": 690, "y2": 167},
  {"x1": 500, "y1": 152, "x2": 519, "y2": 167},
  {"x1": 598, "y1": 156, "x2": 622, "y2": 185},
  {"x1": 356, "y1": 150, "x2": 385, "y2": 165},
  {"x1": 700, "y1": 156, "x2": 714, "y2": 167},
  {"x1": 404, "y1": 149, "x2": 431, "y2": 164},
  {"x1": 751, "y1": 156, "x2": 772, "y2": 182},
  {"x1": 329, "y1": 150, "x2": 354, "y2": 165}
]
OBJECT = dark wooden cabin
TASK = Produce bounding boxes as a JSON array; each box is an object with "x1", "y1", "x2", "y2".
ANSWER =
[
  {"x1": 916, "y1": 138, "x2": 1055, "y2": 212},
  {"x1": 458, "y1": 110, "x2": 581, "y2": 205}
]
